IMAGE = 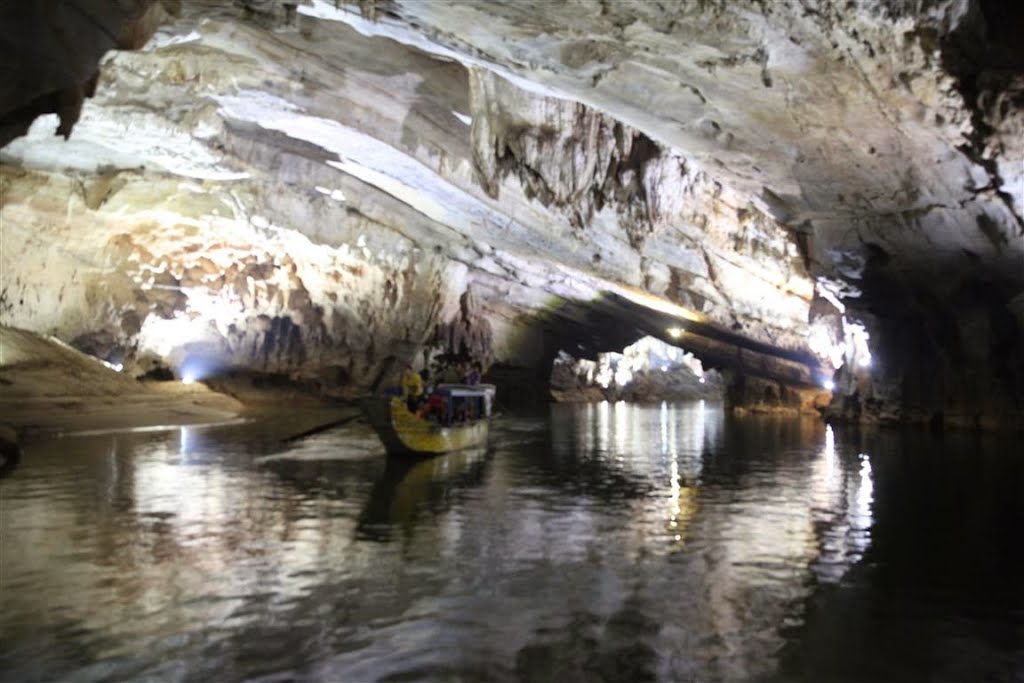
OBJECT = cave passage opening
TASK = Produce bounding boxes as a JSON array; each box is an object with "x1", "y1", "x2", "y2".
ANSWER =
[{"x1": 500, "y1": 291, "x2": 835, "y2": 413}]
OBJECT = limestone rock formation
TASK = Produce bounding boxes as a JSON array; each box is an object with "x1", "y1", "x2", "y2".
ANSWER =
[
  {"x1": 429, "y1": 286, "x2": 494, "y2": 365},
  {"x1": 550, "y1": 337, "x2": 725, "y2": 404},
  {"x1": 0, "y1": 0, "x2": 1021, "y2": 427}
]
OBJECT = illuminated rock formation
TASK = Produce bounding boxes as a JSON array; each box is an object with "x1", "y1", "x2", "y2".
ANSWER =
[{"x1": 550, "y1": 337, "x2": 726, "y2": 405}]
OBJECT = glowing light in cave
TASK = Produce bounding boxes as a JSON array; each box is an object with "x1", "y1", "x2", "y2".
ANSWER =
[
  {"x1": 846, "y1": 321, "x2": 872, "y2": 370},
  {"x1": 613, "y1": 286, "x2": 705, "y2": 323},
  {"x1": 857, "y1": 454, "x2": 874, "y2": 516},
  {"x1": 816, "y1": 281, "x2": 846, "y2": 314},
  {"x1": 808, "y1": 316, "x2": 874, "y2": 372},
  {"x1": 315, "y1": 186, "x2": 347, "y2": 202},
  {"x1": 823, "y1": 379, "x2": 835, "y2": 391},
  {"x1": 667, "y1": 327, "x2": 683, "y2": 339},
  {"x1": 177, "y1": 354, "x2": 224, "y2": 386},
  {"x1": 100, "y1": 360, "x2": 124, "y2": 372},
  {"x1": 809, "y1": 322, "x2": 845, "y2": 369},
  {"x1": 561, "y1": 337, "x2": 711, "y2": 396}
]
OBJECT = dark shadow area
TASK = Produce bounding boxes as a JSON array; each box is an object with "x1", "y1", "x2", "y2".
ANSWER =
[
  {"x1": 846, "y1": 247, "x2": 1024, "y2": 429},
  {"x1": 0, "y1": 437, "x2": 21, "y2": 478},
  {"x1": 775, "y1": 427, "x2": 1024, "y2": 682}
]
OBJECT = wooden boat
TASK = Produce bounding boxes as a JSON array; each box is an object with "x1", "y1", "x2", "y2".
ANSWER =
[{"x1": 362, "y1": 383, "x2": 496, "y2": 456}]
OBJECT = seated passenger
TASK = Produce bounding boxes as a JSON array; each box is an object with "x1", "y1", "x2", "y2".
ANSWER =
[
  {"x1": 402, "y1": 364, "x2": 424, "y2": 412},
  {"x1": 463, "y1": 361, "x2": 482, "y2": 385},
  {"x1": 425, "y1": 393, "x2": 446, "y2": 424}
]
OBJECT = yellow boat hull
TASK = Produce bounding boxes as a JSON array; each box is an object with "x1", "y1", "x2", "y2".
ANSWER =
[{"x1": 363, "y1": 397, "x2": 490, "y2": 456}]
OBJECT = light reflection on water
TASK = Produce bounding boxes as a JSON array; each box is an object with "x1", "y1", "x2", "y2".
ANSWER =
[{"x1": 1, "y1": 403, "x2": 1021, "y2": 682}]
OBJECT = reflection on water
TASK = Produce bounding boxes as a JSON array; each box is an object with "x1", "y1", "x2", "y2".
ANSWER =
[
  {"x1": 356, "y1": 448, "x2": 490, "y2": 542},
  {"x1": 1, "y1": 403, "x2": 1021, "y2": 682}
]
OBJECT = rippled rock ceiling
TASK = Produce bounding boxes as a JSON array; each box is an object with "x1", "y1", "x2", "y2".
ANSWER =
[{"x1": 1, "y1": 0, "x2": 1021, "y2": 428}]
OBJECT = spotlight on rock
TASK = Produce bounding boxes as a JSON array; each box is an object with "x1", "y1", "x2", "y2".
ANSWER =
[{"x1": 177, "y1": 355, "x2": 220, "y2": 386}]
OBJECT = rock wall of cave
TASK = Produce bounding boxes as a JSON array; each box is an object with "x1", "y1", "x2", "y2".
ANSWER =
[
  {"x1": 1, "y1": 2, "x2": 823, "y2": 396},
  {"x1": 1, "y1": 0, "x2": 1021, "y2": 427}
]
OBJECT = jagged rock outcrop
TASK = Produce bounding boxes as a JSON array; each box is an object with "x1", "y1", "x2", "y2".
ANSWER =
[
  {"x1": 0, "y1": 0, "x2": 1020, "y2": 426},
  {"x1": 429, "y1": 286, "x2": 494, "y2": 365},
  {"x1": 0, "y1": 1, "x2": 170, "y2": 148},
  {"x1": 469, "y1": 68, "x2": 814, "y2": 352},
  {"x1": 550, "y1": 337, "x2": 725, "y2": 404}
]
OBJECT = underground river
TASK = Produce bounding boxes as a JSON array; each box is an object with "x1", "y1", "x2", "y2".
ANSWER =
[{"x1": 1, "y1": 402, "x2": 1022, "y2": 682}]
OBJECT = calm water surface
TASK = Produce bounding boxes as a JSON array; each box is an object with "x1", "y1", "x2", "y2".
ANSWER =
[{"x1": 1, "y1": 402, "x2": 1022, "y2": 682}]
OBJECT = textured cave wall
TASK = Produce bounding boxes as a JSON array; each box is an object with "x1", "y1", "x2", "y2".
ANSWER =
[
  {"x1": 336, "y1": 0, "x2": 1023, "y2": 274},
  {"x1": 319, "y1": 0, "x2": 1024, "y2": 427},
  {"x1": 0, "y1": 1, "x2": 828, "y2": 402},
  {"x1": 550, "y1": 337, "x2": 727, "y2": 404},
  {"x1": 1, "y1": 0, "x2": 1021, "y2": 426},
  {"x1": 828, "y1": 261, "x2": 1024, "y2": 430},
  {"x1": 468, "y1": 68, "x2": 815, "y2": 352},
  {"x1": 0, "y1": 168, "x2": 467, "y2": 396}
]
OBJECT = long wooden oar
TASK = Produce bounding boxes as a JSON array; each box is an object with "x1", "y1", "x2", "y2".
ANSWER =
[{"x1": 281, "y1": 413, "x2": 363, "y2": 444}]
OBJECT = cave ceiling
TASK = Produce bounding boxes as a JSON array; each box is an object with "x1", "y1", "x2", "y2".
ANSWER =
[{"x1": 0, "y1": 0, "x2": 1021, "y2": 398}]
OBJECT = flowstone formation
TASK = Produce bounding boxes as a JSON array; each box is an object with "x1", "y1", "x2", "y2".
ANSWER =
[{"x1": 0, "y1": 0, "x2": 1021, "y2": 427}]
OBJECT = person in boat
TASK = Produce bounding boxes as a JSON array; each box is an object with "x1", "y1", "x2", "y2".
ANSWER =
[
  {"x1": 402, "y1": 363, "x2": 425, "y2": 412},
  {"x1": 413, "y1": 369, "x2": 433, "y2": 418},
  {"x1": 463, "y1": 361, "x2": 482, "y2": 386},
  {"x1": 424, "y1": 391, "x2": 446, "y2": 424},
  {"x1": 455, "y1": 397, "x2": 479, "y2": 424}
]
